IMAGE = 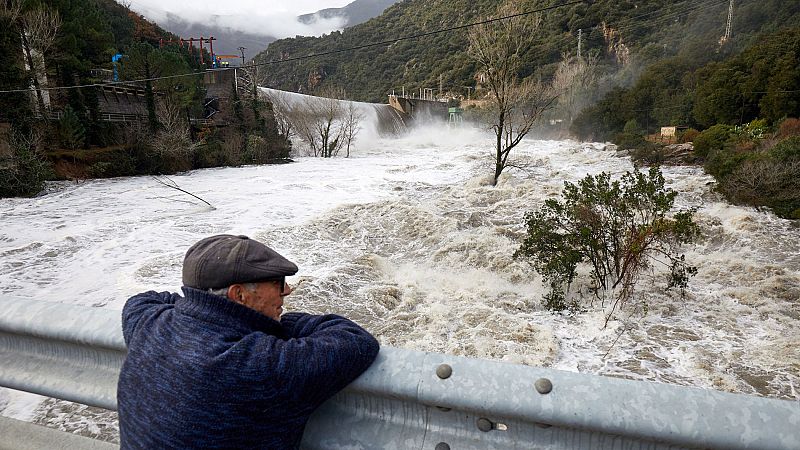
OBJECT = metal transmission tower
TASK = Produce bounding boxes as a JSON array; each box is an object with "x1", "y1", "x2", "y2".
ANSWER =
[{"x1": 719, "y1": 0, "x2": 734, "y2": 45}]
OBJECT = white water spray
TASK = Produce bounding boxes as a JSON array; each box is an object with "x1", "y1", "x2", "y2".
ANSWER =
[{"x1": 1, "y1": 126, "x2": 798, "y2": 441}]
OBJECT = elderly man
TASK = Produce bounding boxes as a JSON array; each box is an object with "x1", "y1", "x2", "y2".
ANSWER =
[{"x1": 117, "y1": 234, "x2": 379, "y2": 449}]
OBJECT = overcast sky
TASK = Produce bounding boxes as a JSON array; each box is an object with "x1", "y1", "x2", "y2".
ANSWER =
[{"x1": 127, "y1": 0, "x2": 353, "y2": 38}]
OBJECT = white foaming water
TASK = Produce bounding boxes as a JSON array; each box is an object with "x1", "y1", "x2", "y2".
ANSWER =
[
  {"x1": 1, "y1": 125, "x2": 799, "y2": 440},
  {"x1": 260, "y1": 87, "x2": 408, "y2": 141}
]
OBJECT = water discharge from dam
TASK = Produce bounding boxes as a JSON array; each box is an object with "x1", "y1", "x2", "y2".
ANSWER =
[
  {"x1": 0, "y1": 105, "x2": 798, "y2": 440},
  {"x1": 259, "y1": 87, "x2": 410, "y2": 139}
]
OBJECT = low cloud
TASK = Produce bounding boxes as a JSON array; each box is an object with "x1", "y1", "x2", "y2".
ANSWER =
[{"x1": 128, "y1": 1, "x2": 348, "y2": 39}]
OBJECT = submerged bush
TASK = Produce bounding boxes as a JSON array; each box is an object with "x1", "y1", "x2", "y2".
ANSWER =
[{"x1": 515, "y1": 167, "x2": 699, "y2": 323}]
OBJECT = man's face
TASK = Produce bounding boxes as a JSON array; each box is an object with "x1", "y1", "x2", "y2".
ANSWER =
[{"x1": 238, "y1": 280, "x2": 292, "y2": 321}]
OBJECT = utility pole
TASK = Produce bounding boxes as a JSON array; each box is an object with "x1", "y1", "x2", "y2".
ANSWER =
[
  {"x1": 238, "y1": 46, "x2": 247, "y2": 66},
  {"x1": 577, "y1": 29, "x2": 582, "y2": 59},
  {"x1": 439, "y1": 74, "x2": 443, "y2": 98}
]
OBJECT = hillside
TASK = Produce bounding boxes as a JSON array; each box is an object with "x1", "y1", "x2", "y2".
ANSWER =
[
  {"x1": 299, "y1": 0, "x2": 399, "y2": 29},
  {"x1": 0, "y1": 0, "x2": 289, "y2": 197},
  {"x1": 139, "y1": 0, "x2": 399, "y2": 65},
  {"x1": 255, "y1": 0, "x2": 800, "y2": 102}
]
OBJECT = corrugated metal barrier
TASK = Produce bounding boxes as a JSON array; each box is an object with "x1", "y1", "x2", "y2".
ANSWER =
[{"x1": 1, "y1": 296, "x2": 798, "y2": 449}]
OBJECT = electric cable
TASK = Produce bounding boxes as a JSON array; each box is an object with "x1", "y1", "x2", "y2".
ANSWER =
[
  {"x1": 0, "y1": 0, "x2": 751, "y2": 96},
  {"x1": 0, "y1": 0, "x2": 586, "y2": 94}
]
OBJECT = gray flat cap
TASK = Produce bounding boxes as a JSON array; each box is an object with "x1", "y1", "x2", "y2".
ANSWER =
[{"x1": 182, "y1": 234, "x2": 298, "y2": 289}]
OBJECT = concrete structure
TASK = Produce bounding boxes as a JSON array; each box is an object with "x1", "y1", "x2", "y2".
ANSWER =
[
  {"x1": 388, "y1": 95, "x2": 448, "y2": 122},
  {"x1": 1, "y1": 296, "x2": 799, "y2": 449}
]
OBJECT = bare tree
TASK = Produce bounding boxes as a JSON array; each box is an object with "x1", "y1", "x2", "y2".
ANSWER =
[
  {"x1": 10, "y1": 5, "x2": 61, "y2": 115},
  {"x1": 22, "y1": 7, "x2": 60, "y2": 56},
  {"x1": 342, "y1": 101, "x2": 363, "y2": 158},
  {"x1": 290, "y1": 87, "x2": 362, "y2": 158},
  {"x1": 0, "y1": 0, "x2": 23, "y2": 22},
  {"x1": 148, "y1": 98, "x2": 196, "y2": 168},
  {"x1": 264, "y1": 90, "x2": 295, "y2": 139},
  {"x1": 467, "y1": 4, "x2": 557, "y2": 185}
]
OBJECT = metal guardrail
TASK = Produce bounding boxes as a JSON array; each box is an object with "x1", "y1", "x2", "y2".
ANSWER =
[{"x1": 1, "y1": 296, "x2": 798, "y2": 449}]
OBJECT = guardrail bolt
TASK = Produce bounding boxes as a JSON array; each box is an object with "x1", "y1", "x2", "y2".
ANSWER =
[
  {"x1": 436, "y1": 364, "x2": 453, "y2": 379},
  {"x1": 476, "y1": 417, "x2": 493, "y2": 432},
  {"x1": 535, "y1": 377, "x2": 553, "y2": 394},
  {"x1": 435, "y1": 443, "x2": 450, "y2": 450}
]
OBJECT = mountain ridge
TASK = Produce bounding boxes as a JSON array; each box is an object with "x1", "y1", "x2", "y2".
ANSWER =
[{"x1": 254, "y1": 0, "x2": 800, "y2": 102}]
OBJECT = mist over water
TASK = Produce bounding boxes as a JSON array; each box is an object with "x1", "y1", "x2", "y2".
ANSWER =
[
  {"x1": 1, "y1": 119, "x2": 798, "y2": 439},
  {"x1": 260, "y1": 87, "x2": 408, "y2": 139}
]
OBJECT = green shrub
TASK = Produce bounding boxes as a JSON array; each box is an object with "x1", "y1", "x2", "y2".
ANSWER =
[
  {"x1": 515, "y1": 167, "x2": 699, "y2": 323},
  {"x1": 58, "y1": 107, "x2": 86, "y2": 150},
  {"x1": 709, "y1": 136, "x2": 799, "y2": 220},
  {"x1": 88, "y1": 161, "x2": 113, "y2": 178},
  {"x1": 679, "y1": 128, "x2": 700, "y2": 143},
  {"x1": 0, "y1": 131, "x2": 54, "y2": 197},
  {"x1": 88, "y1": 150, "x2": 136, "y2": 178},
  {"x1": 770, "y1": 136, "x2": 800, "y2": 161},
  {"x1": 623, "y1": 119, "x2": 641, "y2": 134},
  {"x1": 614, "y1": 132, "x2": 647, "y2": 150},
  {"x1": 630, "y1": 142, "x2": 666, "y2": 166},
  {"x1": 693, "y1": 124, "x2": 735, "y2": 158},
  {"x1": 704, "y1": 147, "x2": 749, "y2": 179}
]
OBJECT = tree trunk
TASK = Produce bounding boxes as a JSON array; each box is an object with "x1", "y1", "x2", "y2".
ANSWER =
[
  {"x1": 144, "y1": 59, "x2": 158, "y2": 132},
  {"x1": 21, "y1": 31, "x2": 46, "y2": 116}
]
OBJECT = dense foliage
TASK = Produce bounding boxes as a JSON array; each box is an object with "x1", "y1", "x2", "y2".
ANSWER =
[
  {"x1": 0, "y1": 0, "x2": 289, "y2": 197},
  {"x1": 571, "y1": 24, "x2": 800, "y2": 141},
  {"x1": 694, "y1": 119, "x2": 800, "y2": 219},
  {"x1": 256, "y1": 0, "x2": 799, "y2": 103},
  {"x1": 515, "y1": 167, "x2": 699, "y2": 321}
]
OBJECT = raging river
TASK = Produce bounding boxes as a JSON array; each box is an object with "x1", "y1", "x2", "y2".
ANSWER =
[{"x1": 1, "y1": 107, "x2": 798, "y2": 441}]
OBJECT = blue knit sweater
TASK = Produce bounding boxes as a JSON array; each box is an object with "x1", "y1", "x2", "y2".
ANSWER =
[{"x1": 117, "y1": 287, "x2": 380, "y2": 449}]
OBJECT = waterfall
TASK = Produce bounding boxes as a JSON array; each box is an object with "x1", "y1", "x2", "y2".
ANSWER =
[{"x1": 258, "y1": 87, "x2": 408, "y2": 140}]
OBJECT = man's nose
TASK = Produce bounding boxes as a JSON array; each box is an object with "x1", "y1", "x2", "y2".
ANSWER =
[{"x1": 281, "y1": 283, "x2": 293, "y2": 296}]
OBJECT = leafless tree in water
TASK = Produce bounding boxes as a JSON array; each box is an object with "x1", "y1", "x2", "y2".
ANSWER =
[
  {"x1": 263, "y1": 90, "x2": 295, "y2": 140},
  {"x1": 468, "y1": 4, "x2": 558, "y2": 185},
  {"x1": 289, "y1": 86, "x2": 363, "y2": 158}
]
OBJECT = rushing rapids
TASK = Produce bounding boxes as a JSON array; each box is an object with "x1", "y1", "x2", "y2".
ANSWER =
[{"x1": 0, "y1": 96, "x2": 798, "y2": 441}]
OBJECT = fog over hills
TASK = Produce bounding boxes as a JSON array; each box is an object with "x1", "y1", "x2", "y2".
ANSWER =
[
  {"x1": 139, "y1": 0, "x2": 398, "y2": 63},
  {"x1": 299, "y1": 0, "x2": 398, "y2": 28}
]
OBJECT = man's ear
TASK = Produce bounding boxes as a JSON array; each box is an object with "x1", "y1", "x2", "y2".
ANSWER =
[{"x1": 227, "y1": 284, "x2": 243, "y2": 302}]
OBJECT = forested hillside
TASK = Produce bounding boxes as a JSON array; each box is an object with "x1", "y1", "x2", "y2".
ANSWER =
[
  {"x1": 0, "y1": 0, "x2": 289, "y2": 198},
  {"x1": 256, "y1": 0, "x2": 800, "y2": 103}
]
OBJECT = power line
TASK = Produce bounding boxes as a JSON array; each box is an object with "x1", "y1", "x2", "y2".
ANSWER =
[
  {"x1": 0, "y1": 0, "x2": 745, "y2": 96},
  {"x1": 244, "y1": 1, "x2": 587, "y2": 69},
  {"x1": 0, "y1": 0, "x2": 586, "y2": 94}
]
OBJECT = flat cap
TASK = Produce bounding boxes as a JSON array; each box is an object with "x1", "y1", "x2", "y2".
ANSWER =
[{"x1": 182, "y1": 234, "x2": 298, "y2": 289}]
